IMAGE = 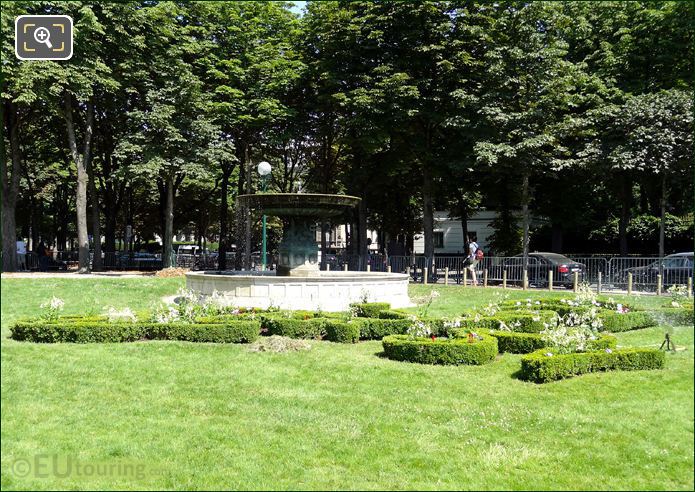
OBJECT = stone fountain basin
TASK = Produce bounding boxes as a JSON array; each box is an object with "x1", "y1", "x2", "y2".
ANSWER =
[{"x1": 186, "y1": 270, "x2": 413, "y2": 312}]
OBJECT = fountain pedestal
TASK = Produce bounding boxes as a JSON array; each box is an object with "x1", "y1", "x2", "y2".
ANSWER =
[{"x1": 277, "y1": 217, "x2": 320, "y2": 277}]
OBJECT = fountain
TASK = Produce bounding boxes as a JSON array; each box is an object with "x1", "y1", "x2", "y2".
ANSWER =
[{"x1": 185, "y1": 193, "x2": 412, "y2": 311}]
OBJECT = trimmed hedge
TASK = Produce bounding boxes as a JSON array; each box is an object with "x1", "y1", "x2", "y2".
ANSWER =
[
  {"x1": 355, "y1": 318, "x2": 411, "y2": 340},
  {"x1": 520, "y1": 347, "x2": 665, "y2": 383},
  {"x1": 377, "y1": 309, "x2": 411, "y2": 320},
  {"x1": 10, "y1": 320, "x2": 260, "y2": 344},
  {"x1": 482, "y1": 330, "x2": 617, "y2": 354},
  {"x1": 599, "y1": 311, "x2": 657, "y2": 332},
  {"x1": 264, "y1": 317, "x2": 326, "y2": 339},
  {"x1": 646, "y1": 307, "x2": 694, "y2": 327},
  {"x1": 146, "y1": 322, "x2": 259, "y2": 343},
  {"x1": 382, "y1": 334, "x2": 498, "y2": 365},
  {"x1": 350, "y1": 302, "x2": 391, "y2": 318},
  {"x1": 324, "y1": 320, "x2": 360, "y2": 343},
  {"x1": 458, "y1": 310, "x2": 558, "y2": 334}
]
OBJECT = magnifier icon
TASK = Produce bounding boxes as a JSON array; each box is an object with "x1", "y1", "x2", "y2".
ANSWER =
[{"x1": 33, "y1": 27, "x2": 53, "y2": 49}]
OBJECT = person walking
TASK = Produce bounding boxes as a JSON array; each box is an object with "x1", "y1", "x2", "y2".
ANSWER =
[{"x1": 466, "y1": 235, "x2": 480, "y2": 286}]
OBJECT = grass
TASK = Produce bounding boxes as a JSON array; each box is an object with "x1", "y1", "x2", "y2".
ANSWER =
[{"x1": 1, "y1": 277, "x2": 693, "y2": 490}]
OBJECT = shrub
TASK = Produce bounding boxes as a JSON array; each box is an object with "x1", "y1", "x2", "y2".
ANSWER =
[
  {"x1": 10, "y1": 320, "x2": 260, "y2": 344},
  {"x1": 382, "y1": 334, "x2": 498, "y2": 365},
  {"x1": 377, "y1": 309, "x2": 411, "y2": 320},
  {"x1": 452, "y1": 329, "x2": 617, "y2": 354},
  {"x1": 459, "y1": 310, "x2": 558, "y2": 333},
  {"x1": 324, "y1": 320, "x2": 360, "y2": 343},
  {"x1": 264, "y1": 318, "x2": 326, "y2": 339},
  {"x1": 598, "y1": 311, "x2": 657, "y2": 332},
  {"x1": 350, "y1": 302, "x2": 391, "y2": 318},
  {"x1": 146, "y1": 321, "x2": 259, "y2": 343},
  {"x1": 11, "y1": 320, "x2": 147, "y2": 343},
  {"x1": 356, "y1": 318, "x2": 411, "y2": 340},
  {"x1": 520, "y1": 347, "x2": 665, "y2": 383},
  {"x1": 647, "y1": 307, "x2": 694, "y2": 327}
]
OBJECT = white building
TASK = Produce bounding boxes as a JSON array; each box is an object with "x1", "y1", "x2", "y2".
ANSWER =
[{"x1": 413, "y1": 210, "x2": 501, "y2": 255}]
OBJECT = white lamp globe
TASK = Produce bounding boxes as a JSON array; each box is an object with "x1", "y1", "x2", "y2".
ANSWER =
[{"x1": 257, "y1": 161, "x2": 272, "y2": 176}]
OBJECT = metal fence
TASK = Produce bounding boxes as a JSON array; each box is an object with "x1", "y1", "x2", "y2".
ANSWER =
[{"x1": 14, "y1": 251, "x2": 692, "y2": 295}]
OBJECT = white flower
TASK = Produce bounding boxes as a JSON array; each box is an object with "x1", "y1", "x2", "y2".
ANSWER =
[
  {"x1": 41, "y1": 296, "x2": 65, "y2": 311},
  {"x1": 545, "y1": 352, "x2": 553, "y2": 357},
  {"x1": 105, "y1": 306, "x2": 137, "y2": 323},
  {"x1": 605, "y1": 348, "x2": 612, "y2": 354}
]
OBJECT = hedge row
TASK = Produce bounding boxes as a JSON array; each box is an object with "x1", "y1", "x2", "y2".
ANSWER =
[
  {"x1": 264, "y1": 318, "x2": 326, "y2": 339},
  {"x1": 646, "y1": 307, "x2": 694, "y2": 327},
  {"x1": 350, "y1": 302, "x2": 391, "y2": 318},
  {"x1": 10, "y1": 320, "x2": 260, "y2": 344},
  {"x1": 520, "y1": 347, "x2": 665, "y2": 383},
  {"x1": 485, "y1": 330, "x2": 617, "y2": 354},
  {"x1": 458, "y1": 310, "x2": 558, "y2": 333},
  {"x1": 377, "y1": 309, "x2": 411, "y2": 320},
  {"x1": 382, "y1": 334, "x2": 498, "y2": 365},
  {"x1": 598, "y1": 311, "x2": 657, "y2": 332},
  {"x1": 324, "y1": 320, "x2": 360, "y2": 343}
]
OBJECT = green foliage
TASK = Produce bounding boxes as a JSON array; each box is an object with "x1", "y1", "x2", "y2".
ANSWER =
[
  {"x1": 356, "y1": 318, "x2": 411, "y2": 340},
  {"x1": 264, "y1": 317, "x2": 326, "y2": 339},
  {"x1": 350, "y1": 302, "x2": 391, "y2": 318},
  {"x1": 377, "y1": 309, "x2": 411, "y2": 320},
  {"x1": 646, "y1": 307, "x2": 695, "y2": 328},
  {"x1": 323, "y1": 320, "x2": 360, "y2": 344},
  {"x1": 484, "y1": 330, "x2": 617, "y2": 354},
  {"x1": 459, "y1": 310, "x2": 559, "y2": 333},
  {"x1": 520, "y1": 348, "x2": 666, "y2": 383},
  {"x1": 10, "y1": 320, "x2": 259, "y2": 344},
  {"x1": 599, "y1": 311, "x2": 657, "y2": 332},
  {"x1": 382, "y1": 334, "x2": 498, "y2": 366}
]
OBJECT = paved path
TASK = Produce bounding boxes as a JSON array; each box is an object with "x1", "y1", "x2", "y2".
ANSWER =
[{"x1": 1, "y1": 271, "x2": 156, "y2": 279}]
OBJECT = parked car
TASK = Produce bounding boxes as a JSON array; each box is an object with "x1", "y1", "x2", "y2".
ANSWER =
[
  {"x1": 622, "y1": 252, "x2": 694, "y2": 288},
  {"x1": 116, "y1": 252, "x2": 162, "y2": 271},
  {"x1": 500, "y1": 252, "x2": 585, "y2": 288}
]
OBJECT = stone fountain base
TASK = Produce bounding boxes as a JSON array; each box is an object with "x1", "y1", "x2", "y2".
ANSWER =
[{"x1": 186, "y1": 271, "x2": 413, "y2": 312}]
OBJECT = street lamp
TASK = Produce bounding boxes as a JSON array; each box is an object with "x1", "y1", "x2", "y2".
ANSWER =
[{"x1": 257, "y1": 161, "x2": 272, "y2": 270}]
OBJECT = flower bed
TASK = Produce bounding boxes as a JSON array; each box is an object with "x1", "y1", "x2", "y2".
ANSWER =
[
  {"x1": 465, "y1": 329, "x2": 618, "y2": 354},
  {"x1": 519, "y1": 347, "x2": 665, "y2": 383},
  {"x1": 381, "y1": 333, "x2": 498, "y2": 365},
  {"x1": 457, "y1": 310, "x2": 559, "y2": 333}
]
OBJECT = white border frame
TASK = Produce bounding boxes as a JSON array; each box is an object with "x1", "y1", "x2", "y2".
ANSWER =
[{"x1": 15, "y1": 15, "x2": 73, "y2": 61}]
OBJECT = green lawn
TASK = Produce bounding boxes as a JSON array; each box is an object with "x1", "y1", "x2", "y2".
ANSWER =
[{"x1": 1, "y1": 278, "x2": 693, "y2": 490}]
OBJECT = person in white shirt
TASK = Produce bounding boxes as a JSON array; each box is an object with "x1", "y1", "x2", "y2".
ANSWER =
[
  {"x1": 466, "y1": 236, "x2": 479, "y2": 286},
  {"x1": 16, "y1": 240, "x2": 27, "y2": 271}
]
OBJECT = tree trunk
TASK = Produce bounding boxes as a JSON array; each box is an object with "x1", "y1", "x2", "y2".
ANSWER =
[
  {"x1": 244, "y1": 145, "x2": 252, "y2": 270},
  {"x1": 65, "y1": 93, "x2": 94, "y2": 273},
  {"x1": 162, "y1": 175, "x2": 175, "y2": 268},
  {"x1": 218, "y1": 163, "x2": 232, "y2": 271},
  {"x1": 551, "y1": 222, "x2": 563, "y2": 253},
  {"x1": 659, "y1": 173, "x2": 666, "y2": 272},
  {"x1": 521, "y1": 172, "x2": 530, "y2": 271},
  {"x1": 358, "y1": 200, "x2": 368, "y2": 270},
  {"x1": 87, "y1": 159, "x2": 102, "y2": 271},
  {"x1": 2, "y1": 100, "x2": 22, "y2": 272},
  {"x1": 618, "y1": 173, "x2": 630, "y2": 255},
  {"x1": 422, "y1": 165, "x2": 434, "y2": 261}
]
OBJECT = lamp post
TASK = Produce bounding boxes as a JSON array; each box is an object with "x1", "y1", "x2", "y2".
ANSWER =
[{"x1": 257, "y1": 161, "x2": 272, "y2": 270}]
